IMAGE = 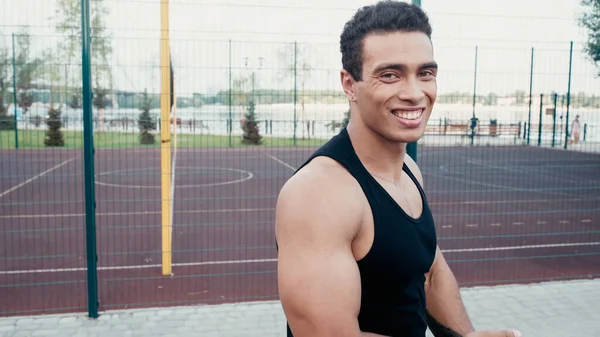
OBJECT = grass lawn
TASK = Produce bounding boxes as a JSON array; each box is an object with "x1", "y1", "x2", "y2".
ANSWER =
[{"x1": 0, "y1": 129, "x2": 329, "y2": 149}]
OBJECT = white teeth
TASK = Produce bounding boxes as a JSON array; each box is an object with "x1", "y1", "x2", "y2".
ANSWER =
[{"x1": 393, "y1": 109, "x2": 423, "y2": 120}]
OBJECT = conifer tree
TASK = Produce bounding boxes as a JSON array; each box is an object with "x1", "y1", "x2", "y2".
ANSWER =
[
  {"x1": 241, "y1": 99, "x2": 262, "y2": 145},
  {"x1": 138, "y1": 89, "x2": 155, "y2": 145},
  {"x1": 44, "y1": 107, "x2": 65, "y2": 147}
]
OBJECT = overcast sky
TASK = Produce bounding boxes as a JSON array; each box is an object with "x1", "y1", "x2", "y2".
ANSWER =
[{"x1": 1, "y1": 0, "x2": 598, "y2": 96}]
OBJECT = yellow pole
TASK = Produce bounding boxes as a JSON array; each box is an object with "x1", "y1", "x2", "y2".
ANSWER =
[{"x1": 160, "y1": 0, "x2": 172, "y2": 276}]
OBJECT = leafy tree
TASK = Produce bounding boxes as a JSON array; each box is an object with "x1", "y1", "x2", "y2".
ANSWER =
[
  {"x1": 15, "y1": 28, "x2": 41, "y2": 116},
  {"x1": 91, "y1": 0, "x2": 114, "y2": 133},
  {"x1": 55, "y1": 0, "x2": 113, "y2": 128},
  {"x1": 579, "y1": 0, "x2": 600, "y2": 76},
  {"x1": 138, "y1": 89, "x2": 155, "y2": 145},
  {"x1": 0, "y1": 39, "x2": 14, "y2": 130},
  {"x1": 484, "y1": 93, "x2": 498, "y2": 106},
  {"x1": 278, "y1": 42, "x2": 313, "y2": 139},
  {"x1": 55, "y1": 0, "x2": 81, "y2": 106},
  {"x1": 55, "y1": 0, "x2": 113, "y2": 109},
  {"x1": 69, "y1": 94, "x2": 81, "y2": 109},
  {"x1": 514, "y1": 90, "x2": 527, "y2": 106},
  {"x1": 38, "y1": 45, "x2": 65, "y2": 144}
]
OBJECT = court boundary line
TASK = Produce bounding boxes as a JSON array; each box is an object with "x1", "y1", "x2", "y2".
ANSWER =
[
  {"x1": 3, "y1": 197, "x2": 600, "y2": 219},
  {"x1": 0, "y1": 208, "x2": 275, "y2": 219},
  {"x1": 0, "y1": 156, "x2": 77, "y2": 199},
  {"x1": 264, "y1": 153, "x2": 296, "y2": 171},
  {"x1": 2, "y1": 241, "x2": 598, "y2": 275},
  {"x1": 94, "y1": 167, "x2": 254, "y2": 189},
  {"x1": 443, "y1": 241, "x2": 600, "y2": 252}
]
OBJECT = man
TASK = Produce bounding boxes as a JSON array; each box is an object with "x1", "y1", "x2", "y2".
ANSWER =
[
  {"x1": 275, "y1": 1, "x2": 523, "y2": 337},
  {"x1": 571, "y1": 115, "x2": 581, "y2": 145}
]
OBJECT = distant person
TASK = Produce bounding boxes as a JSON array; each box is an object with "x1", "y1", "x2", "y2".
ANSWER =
[
  {"x1": 470, "y1": 116, "x2": 479, "y2": 135},
  {"x1": 571, "y1": 115, "x2": 581, "y2": 144},
  {"x1": 275, "y1": 1, "x2": 522, "y2": 337}
]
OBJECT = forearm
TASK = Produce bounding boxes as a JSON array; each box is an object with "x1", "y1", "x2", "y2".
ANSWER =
[{"x1": 425, "y1": 254, "x2": 474, "y2": 336}]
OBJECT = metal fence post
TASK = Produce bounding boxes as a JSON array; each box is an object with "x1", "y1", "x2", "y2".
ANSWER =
[
  {"x1": 538, "y1": 94, "x2": 543, "y2": 146},
  {"x1": 552, "y1": 93, "x2": 557, "y2": 147},
  {"x1": 80, "y1": 0, "x2": 99, "y2": 319},
  {"x1": 470, "y1": 45, "x2": 478, "y2": 146},
  {"x1": 228, "y1": 39, "x2": 232, "y2": 148},
  {"x1": 564, "y1": 41, "x2": 573, "y2": 150},
  {"x1": 407, "y1": 0, "x2": 421, "y2": 161},
  {"x1": 11, "y1": 33, "x2": 18, "y2": 149},
  {"x1": 527, "y1": 47, "x2": 534, "y2": 145}
]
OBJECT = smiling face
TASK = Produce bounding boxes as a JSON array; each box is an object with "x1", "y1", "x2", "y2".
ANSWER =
[{"x1": 341, "y1": 31, "x2": 438, "y2": 144}]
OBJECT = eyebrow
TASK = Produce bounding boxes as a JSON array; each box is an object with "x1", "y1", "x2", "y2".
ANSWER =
[{"x1": 373, "y1": 62, "x2": 438, "y2": 73}]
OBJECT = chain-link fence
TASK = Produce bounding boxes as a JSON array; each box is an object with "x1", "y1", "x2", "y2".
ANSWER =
[{"x1": 1, "y1": 0, "x2": 599, "y2": 325}]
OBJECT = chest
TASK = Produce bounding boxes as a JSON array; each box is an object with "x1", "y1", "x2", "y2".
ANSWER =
[
  {"x1": 356, "y1": 178, "x2": 437, "y2": 284},
  {"x1": 376, "y1": 172, "x2": 424, "y2": 220}
]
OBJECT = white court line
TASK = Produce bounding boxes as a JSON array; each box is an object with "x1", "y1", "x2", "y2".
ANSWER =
[
  {"x1": 0, "y1": 208, "x2": 276, "y2": 220},
  {"x1": 101, "y1": 155, "x2": 275, "y2": 161},
  {"x1": 0, "y1": 258, "x2": 277, "y2": 275},
  {"x1": 2, "y1": 242, "x2": 599, "y2": 275},
  {"x1": 94, "y1": 167, "x2": 253, "y2": 189},
  {"x1": 430, "y1": 197, "x2": 599, "y2": 206},
  {"x1": 443, "y1": 241, "x2": 600, "y2": 253},
  {"x1": 0, "y1": 157, "x2": 77, "y2": 199},
  {"x1": 2, "y1": 196, "x2": 597, "y2": 219},
  {"x1": 265, "y1": 154, "x2": 297, "y2": 171}
]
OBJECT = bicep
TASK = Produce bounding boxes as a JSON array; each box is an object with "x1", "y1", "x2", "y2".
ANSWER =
[
  {"x1": 278, "y1": 238, "x2": 362, "y2": 336},
  {"x1": 275, "y1": 168, "x2": 364, "y2": 337},
  {"x1": 425, "y1": 246, "x2": 445, "y2": 286}
]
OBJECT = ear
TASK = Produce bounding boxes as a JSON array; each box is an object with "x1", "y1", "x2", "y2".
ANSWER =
[{"x1": 340, "y1": 69, "x2": 357, "y2": 102}]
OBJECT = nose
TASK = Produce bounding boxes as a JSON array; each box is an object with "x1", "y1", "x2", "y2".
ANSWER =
[{"x1": 398, "y1": 77, "x2": 425, "y2": 104}]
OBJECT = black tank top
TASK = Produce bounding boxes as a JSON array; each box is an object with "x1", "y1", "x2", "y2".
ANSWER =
[{"x1": 284, "y1": 127, "x2": 438, "y2": 337}]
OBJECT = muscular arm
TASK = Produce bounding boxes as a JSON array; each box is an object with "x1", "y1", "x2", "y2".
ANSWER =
[
  {"x1": 276, "y1": 159, "x2": 387, "y2": 337},
  {"x1": 425, "y1": 247, "x2": 475, "y2": 337},
  {"x1": 405, "y1": 155, "x2": 521, "y2": 337}
]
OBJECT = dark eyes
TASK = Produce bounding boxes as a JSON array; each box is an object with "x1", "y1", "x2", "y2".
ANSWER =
[
  {"x1": 419, "y1": 70, "x2": 435, "y2": 77},
  {"x1": 380, "y1": 70, "x2": 436, "y2": 80}
]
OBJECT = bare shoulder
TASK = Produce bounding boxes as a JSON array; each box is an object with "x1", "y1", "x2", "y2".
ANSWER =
[
  {"x1": 403, "y1": 153, "x2": 424, "y2": 188},
  {"x1": 275, "y1": 155, "x2": 364, "y2": 243}
]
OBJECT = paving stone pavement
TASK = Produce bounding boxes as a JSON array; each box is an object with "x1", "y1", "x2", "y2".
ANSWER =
[{"x1": 0, "y1": 279, "x2": 598, "y2": 337}]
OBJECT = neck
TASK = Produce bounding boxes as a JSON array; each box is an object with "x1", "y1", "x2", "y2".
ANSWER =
[{"x1": 346, "y1": 120, "x2": 407, "y2": 182}]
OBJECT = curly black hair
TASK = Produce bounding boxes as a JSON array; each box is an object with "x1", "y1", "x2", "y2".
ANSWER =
[{"x1": 340, "y1": 1, "x2": 433, "y2": 81}]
